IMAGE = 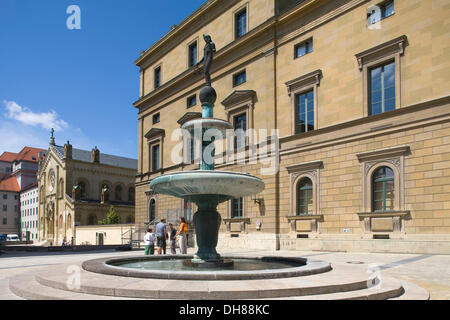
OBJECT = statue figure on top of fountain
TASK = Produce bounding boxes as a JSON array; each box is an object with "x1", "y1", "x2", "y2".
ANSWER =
[{"x1": 197, "y1": 34, "x2": 216, "y2": 87}]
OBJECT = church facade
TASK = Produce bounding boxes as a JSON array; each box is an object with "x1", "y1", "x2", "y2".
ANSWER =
[
  {"x1": 37, "y1": 135, "x2": 137, "y2": 245},
  {"x1": 133, "y1": 0, "x2": 450, "y2": 254}
]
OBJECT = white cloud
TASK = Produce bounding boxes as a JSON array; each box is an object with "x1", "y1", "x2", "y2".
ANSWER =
[{"x1": 3, "y1": 100, "x2": 69, "y2": 131}]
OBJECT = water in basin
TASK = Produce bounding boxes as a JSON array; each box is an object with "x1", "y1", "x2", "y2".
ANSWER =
[{"x1": 109, "y1": 258, "x2": 301, "y2": 272}]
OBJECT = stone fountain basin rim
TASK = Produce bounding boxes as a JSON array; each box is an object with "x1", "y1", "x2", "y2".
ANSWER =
[
  {"x1": 181, "y1": 118, "x2": 234, "y2": 131},
  {"x1": 81, "y1": 255, "x2": 332, "y2": 281},
  {"x1": 149, "y1": 171, "x2": 265, "y2": 199}
]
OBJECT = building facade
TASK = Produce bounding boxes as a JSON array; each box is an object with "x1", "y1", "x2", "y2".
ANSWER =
[
  {"x1": 0, "y1": 178, "x2": 20, "y2": 235},
  {"x1": 0, "y1": 147, "x2": 46, "y2": 237},
  {"x1": 37, "y1": 136, "x2": 137, "y2": 245},
  {"x1": 133, "y1": 0, "x2": 450, "y2": 254},
  {"x1": 20, "y1": 184, "x2": 39, "y2": 241}
]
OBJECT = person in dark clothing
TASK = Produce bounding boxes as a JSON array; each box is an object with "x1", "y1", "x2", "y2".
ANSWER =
[{"x1": 168, "y1": 223, "x2": 177, "y2": 254}]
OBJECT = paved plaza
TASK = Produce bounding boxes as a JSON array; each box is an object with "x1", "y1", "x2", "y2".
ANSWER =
[{"x1": 0, "y1": 248, "x2": 449, "y2": 300}]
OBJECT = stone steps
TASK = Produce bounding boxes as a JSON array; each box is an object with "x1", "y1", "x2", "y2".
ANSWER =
[
  {"x1": 9, "y1": 274, "x2": 141, "y2": 300},
  {"x1": 8, "y1": 261, "x2": 430, "y2": 300},
  {"x1": 389, "y1": 280, "x2": 430, "y2": 300},
  {"x1": 263, "y1": 276, "x2": 403, "y2": 300}
]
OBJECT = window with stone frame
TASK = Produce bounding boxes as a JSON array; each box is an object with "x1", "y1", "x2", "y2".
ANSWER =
[
  {"x1": 234, "y1": 7, "x2": 247, "y2": 39},
  {"x1": 154, "y1": 66, "x2": 161, "y2": 89},
  {"x1": 232, "y1": 197, "x2": 244, "y2": 218},
  {"x1": 357, "y1": 146, "x2": 411, "y2": 235},
  {"x1": 355, "y1": 35, "x2": 407, "y2": 117},
  {"x1": 297, "y1": 177, "x2": 313, "y2": 215},
  {"x1": 144, "y1": 128, "x2": 165, "y2": 173},
  {"x1": 372, "y1": 166, "x2": 395, "y2": 212},
  {"x1": 367, "y1": 0, "x2": 394, "y2": 26},
  {"x1": 285, "y1": 70, "x2": 321, "y2": 136}
]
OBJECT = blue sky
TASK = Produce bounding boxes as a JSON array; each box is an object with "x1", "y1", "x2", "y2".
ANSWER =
[{"x1": 0, "y1": 0, "x2": 206, "y2": 158}]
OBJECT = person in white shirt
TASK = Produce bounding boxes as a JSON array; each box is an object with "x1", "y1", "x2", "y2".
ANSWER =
[{"x1": 144, "y1": 227, "x2": 155, "y2": 255}]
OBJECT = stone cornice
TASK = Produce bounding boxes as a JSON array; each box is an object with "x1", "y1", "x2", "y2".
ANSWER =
[
  {"x1": 356, "y1": 146, "x2": 410, "y2": 163},
  {"x1": 177, "y1": 112, "x2": 202, "y2": 126},
  {"x1": 357, "y1": 211, "x2": 411, "y2": 219},
  {"x1": 144, "y1": 128, "x2": 166, "y2": 140},
  {"x1": 285, "y1": 69, "x2": 322, "y2": 96},
  {"x1": 355, "y1": 35, "x2": 408, "y2": 70},
  {"x1": 221, "y1": 90, "x2": 256, "y2": 109},
  {"x1": 286, "y1": 215, "x2": 324, "y2": 221},
  {"x1": 286, "y1": 161, "x2": 323, "y2": 174}
]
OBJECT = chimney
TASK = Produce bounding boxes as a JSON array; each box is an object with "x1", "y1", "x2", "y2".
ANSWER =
[
  {"x1": 91, "y1": 146, "x2": 100, "y2": 163},
  {"x1": 64, "y1": 141, "x2": 72, "y2": 159}
]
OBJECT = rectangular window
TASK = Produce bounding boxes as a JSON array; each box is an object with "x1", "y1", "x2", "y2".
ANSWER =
[
  {"x1": 2, "y1": 205, "x2": 6, "y2": 212},
  {"x1": 152, "y1": 144, "x2": 160, "y2": 171},
  {"x1": 295, "y1": 90, "x2": 315, "y2": 134},
  {"x1": 152, "y1": 113, "x2": 160, "y2": 124},
  {"x1": 232, "y1": 197, "x2": 243, "y2": 218},
  {"x1": 368, "y1": 0, "x2": 394, "y2": 25},
  {"x1": 234, "y1": 113, "x2": 247, "y2": 149},
  {"x1": 188, "y1": 42, "x2": 198, "y2": 67},
  {"x1": 235, "y1": 8, "x2": 247, "y2": 39},
  {"x1": 2, "y1": 218, "x2": 6, "y2": 225},
  {"x1": 14, "y1": 205, "x2": 18, "y2": 213},
  {"x1": 187, "y1": 95, "x2": 197, "y2": 108},
  {"x1": 154, "y1": 66, "x2": 161, "y2": 89},
  {"x1": 2, "y1": 194, "x2": 6, "y2": 200},
  {"x1": 295, "y1": 38, "x2": 313, "y2": 59},
  {"x1": 233, "y1": 70, "x2": 246, "y2": 87},
  {"x1": 369, "y1": 61, "x2": 395, "y2": 115}
]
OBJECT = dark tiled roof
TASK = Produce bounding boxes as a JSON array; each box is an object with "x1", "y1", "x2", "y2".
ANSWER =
[{"x1": 52, "y1": 145, "x2": 137, "y2": 170}]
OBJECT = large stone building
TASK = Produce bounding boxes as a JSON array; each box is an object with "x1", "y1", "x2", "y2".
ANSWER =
[
  {"x1": 133, "y1": 0, "x2": 450, "y2": 254},
  {"x1": 37, "y1": 135, "x2": 137, "y2": 245},
  {"x1": 0, "y1": 147, "x2": 46, "y2": 237}
]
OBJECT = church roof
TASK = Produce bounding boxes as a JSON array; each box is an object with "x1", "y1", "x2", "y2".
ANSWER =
[{"x1": 52, "y1": 145, "x2": 137, "y2": 170}]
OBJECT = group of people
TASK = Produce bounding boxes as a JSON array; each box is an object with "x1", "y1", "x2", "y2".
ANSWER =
[{"x1": 144, "y1": 217, "x2": 188, "y2": 255}]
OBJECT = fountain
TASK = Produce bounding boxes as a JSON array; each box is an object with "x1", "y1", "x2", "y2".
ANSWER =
[{"x1": 149, "y1": 34, "x2": 264, "y2": 267}]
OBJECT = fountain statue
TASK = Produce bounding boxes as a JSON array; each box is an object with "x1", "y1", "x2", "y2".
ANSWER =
[{"x1": 150, "y1": 35, "x2": 265, "y2": 267}]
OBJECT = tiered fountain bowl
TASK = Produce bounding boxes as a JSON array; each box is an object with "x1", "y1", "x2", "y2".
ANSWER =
[{"x1": 150, "y1": 85, "x2": 265, "y2": 267}]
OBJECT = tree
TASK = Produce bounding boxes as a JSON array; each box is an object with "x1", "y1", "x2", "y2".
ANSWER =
[{"x1": 99, "y1": 205, "x2": 120, "y2": 225}]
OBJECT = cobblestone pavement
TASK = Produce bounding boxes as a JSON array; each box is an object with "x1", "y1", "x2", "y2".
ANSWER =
[{"x1": 0, "y1": 248, "x2": 449, "y2": 300}]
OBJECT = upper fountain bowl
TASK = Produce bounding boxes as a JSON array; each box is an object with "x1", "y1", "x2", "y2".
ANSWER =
[{"x1": 150, "y1": 171, "x2": 265, "y2": 203}]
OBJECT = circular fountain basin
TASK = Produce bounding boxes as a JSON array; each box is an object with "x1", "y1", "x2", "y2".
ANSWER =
[
  {"x1": 182, "y1": 118, "x2": 233, "y2": 134},
  {"x1": 82, "y1": 255, "x2": 332, "y2": 280},
  {"x1": 150, "y1": 171, "x2": 265, "y2": 203}
]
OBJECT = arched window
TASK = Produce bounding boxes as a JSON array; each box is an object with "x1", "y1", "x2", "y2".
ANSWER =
[
  {"x1": 149, "y1": 199, "x2": 156, "y2": 222},
  {"x1": 67, "y1": 214, "x2": 72, "y2": 229},
  {"x1": 58, "y1": 179, "x2": 64, "y2": 198},
  {"x1": 372, "y1": 166, "x2": 395, "y2": 212},
  {"x1": 77, "y1": 181, "x2": 86, "y2": 199},
  {"x1": 128, "y1": 187, "x2": 135, "y2": 203},
  {"x1": 87, "y1": 214, "x2": 97, "y2": 225},
  {"x1": 115, "y1": 185, "x2": 122, "y2": 201},
  {"x1": 297, "y1": 177, "x2": 313, "y2": 215}
]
